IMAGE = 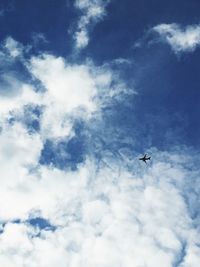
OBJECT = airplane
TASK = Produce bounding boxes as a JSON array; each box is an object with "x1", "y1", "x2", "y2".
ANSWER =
[{"x1": 139, "y1": 154, "x2": 151, "y2": 164}]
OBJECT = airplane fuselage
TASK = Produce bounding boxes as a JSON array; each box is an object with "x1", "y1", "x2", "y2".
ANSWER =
[{"x1": 139, "y1": 155, "x2": 151, "y2": 163}]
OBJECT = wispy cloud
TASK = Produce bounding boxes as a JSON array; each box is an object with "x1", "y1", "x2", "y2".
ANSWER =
[
  {"x1": 152, "y1": 23, "x2": 200, "y2": 54},
  {"x1": 3, "y1": 37, "x2": 24, "y2": 58},
  {"x1": 0, "y1": 9, "x2": 4, "y2": 17},
  {"x1": 0, "y1": 1, "x2": 14, "y2": 18},
  {"x1": 73, "y1": 0, "x2": 110, "y2": 50}
]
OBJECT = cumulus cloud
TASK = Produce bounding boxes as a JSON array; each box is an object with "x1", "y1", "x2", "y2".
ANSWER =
[
  {"x1": 0, "y1": 37, "x2": 200, "y2": 267},
  {"x1": 74, "y1": 0, "x2": 110, "y2": 49},
  {"x1": 153, "y1": 23, "x2": 200, "y2": 54},
  {"x1": 28, "y1": 54, "x2": 110, "y2": 139},
  {"x1": 0, "y1": 148, "x2": 200, "y2": 266}
]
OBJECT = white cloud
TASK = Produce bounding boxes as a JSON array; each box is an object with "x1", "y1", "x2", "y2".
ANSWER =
[
  {"x1": 0, "y1": 37, "x2": 199, "y2": 267},
  {"x1": 0, "y1": 37, "x2": 130, "y2": 141},
  {"x1": 29, "y1": 55, "x2": 97, "y2": 113},
  {"x1": 75, "y1": 30, "x2": 89, "y2": 49},
  {"x1": 28, "y1": 54, "x2": 106, "y2": 139},
  {"x1": 0, "y1": 83, "x2": 42, "y2": 118},
  {"x1": 153, "y1": 23, "x2": 200, "y2": 53},
  {"x1": 0, "y1": 152, "x2": 200, "y2": 266},
  {"x1": 3, "y1": 37, "x2": 24, "y2": 58},
  {"x1": 74, "y1": 0, "x2": 110, "y2": 49},
  {"x1": 27, "y1": 53, "x2": 129, "y2": 139}
]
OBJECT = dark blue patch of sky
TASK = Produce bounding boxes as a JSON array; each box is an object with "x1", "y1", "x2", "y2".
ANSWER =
[{"x1": 40, "y1": 120, "x2": 87, "y2": 170}]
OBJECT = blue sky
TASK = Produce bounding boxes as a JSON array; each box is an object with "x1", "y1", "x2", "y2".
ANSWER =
[
  {"x1": 0, "y1": 1, "x2": 200, "y2": 266},
  {"x1": 1, "y1": 0, "x2": 199, "y2": 150}
]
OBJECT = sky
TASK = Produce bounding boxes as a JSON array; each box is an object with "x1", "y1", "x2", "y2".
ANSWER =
[{"x1": 0, "y1": 0, "x2": 200, "y2": 266}]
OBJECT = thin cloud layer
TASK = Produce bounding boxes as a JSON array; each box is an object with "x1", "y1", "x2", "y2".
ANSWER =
[{"x1": 153, "y1": 23, "x2": 200, "y2": 54}]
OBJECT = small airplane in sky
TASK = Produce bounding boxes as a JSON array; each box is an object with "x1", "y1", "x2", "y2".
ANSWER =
[{"x1": 139, "y1": 154, "x2": 151, "y2": 164}]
